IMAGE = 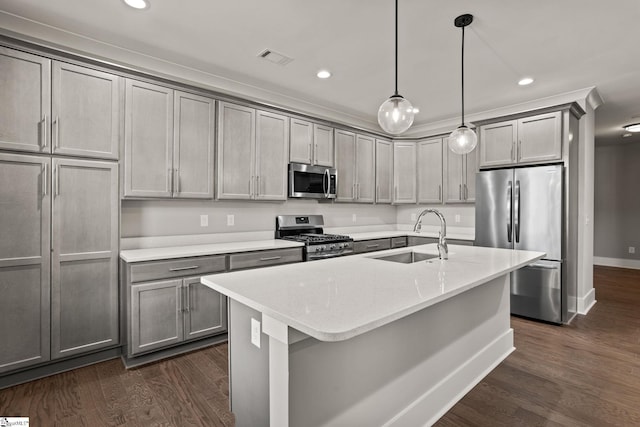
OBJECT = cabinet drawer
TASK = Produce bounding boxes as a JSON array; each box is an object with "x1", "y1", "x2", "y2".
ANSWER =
[
  {"x1": 448, "y1": 239, "x2": 473, "y2": 246},
  {"x1": 229, "y1": 248, "x2": 303, "y2": 271},
  {"x1": 354, "y1": 238, "x2": 392, "y2": 253},
  {"x1": 130, "y1": 255, "x2": 227, "y2": 283},
  {"x1": 391, "y1": 236, "x2": 407, "y2": 248},
  {"x1": 407, "y1": 236, "x2": 439, "y2": 246}
]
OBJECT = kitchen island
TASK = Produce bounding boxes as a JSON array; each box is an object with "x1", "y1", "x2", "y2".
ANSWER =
[{"x1": 201, "y1": 244, "x2": 544, "y2": 427}]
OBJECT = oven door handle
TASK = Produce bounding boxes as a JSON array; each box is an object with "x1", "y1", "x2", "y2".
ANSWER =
[{"x1": 323, "y1": 169, "x2": 330, "y2": 198}]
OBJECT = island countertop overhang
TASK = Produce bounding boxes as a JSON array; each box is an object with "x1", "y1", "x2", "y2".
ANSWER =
[{"x1": 201, "y1": 245, "x2": 544, "y2": 342}]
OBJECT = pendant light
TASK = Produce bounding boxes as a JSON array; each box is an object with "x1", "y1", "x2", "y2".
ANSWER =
[
  {"x1": 448, "y1": 14, "x2": 477, "y2": 155},
  {"x1": 378, "y1": 0, "x2": 414, "y2": 135}
]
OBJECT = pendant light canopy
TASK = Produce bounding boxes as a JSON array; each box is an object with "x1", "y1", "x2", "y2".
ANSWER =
[
  {"x1": 448, "y1": 14, "x2": 477, "y2": 155},
  {"x1": 378, "y1": 0, "x2": 414, "y2": 135}
]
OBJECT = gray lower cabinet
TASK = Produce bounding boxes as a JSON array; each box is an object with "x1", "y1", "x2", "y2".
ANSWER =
[
  {"x1": 125, "y1": 255, "x2": 228, "y2": 357},
  {"x1": 0, "y1": 153, "x2": 119, "y2": 374},
  {"x1": 228, "y1": 248, "x2": 303, "y2": 271},
  {"x1": 407, "y1": 236, "x2": 473, "y2": 246},
  {"x1": 354, "y1": 239, "x2": 392, "y2": 254}
]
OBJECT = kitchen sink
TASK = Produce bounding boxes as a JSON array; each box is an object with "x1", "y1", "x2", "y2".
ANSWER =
[{"x1": 372, "y1": 251, "x2": 439, "y2": 264}]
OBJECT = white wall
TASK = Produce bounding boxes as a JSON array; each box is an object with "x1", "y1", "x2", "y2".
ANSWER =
[{"x1": 395, "y1": 205, "x2": 475, "y2": 230}]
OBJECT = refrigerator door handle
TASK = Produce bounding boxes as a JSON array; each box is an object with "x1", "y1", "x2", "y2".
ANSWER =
[
  {"x1": 507, "y1": 181, "x2": 512, "y2": 242},
  {"x1": 515, "y1": 180, "x2": 521, "y2": 242}
]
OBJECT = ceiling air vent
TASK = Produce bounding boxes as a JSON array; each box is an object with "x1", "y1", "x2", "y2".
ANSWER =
[{"x1": 257, "y1": 49, "x2": 294, "y2": 66}]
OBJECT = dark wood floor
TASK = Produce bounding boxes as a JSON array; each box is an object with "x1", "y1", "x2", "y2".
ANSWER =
[{"x1": 1, "y1": 266, "x2": 639, "y2": 426}]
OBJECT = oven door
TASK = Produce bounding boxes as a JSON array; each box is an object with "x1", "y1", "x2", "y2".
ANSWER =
[{"x1": 289, "y1": 163, "x2": 336, "y2": 199}]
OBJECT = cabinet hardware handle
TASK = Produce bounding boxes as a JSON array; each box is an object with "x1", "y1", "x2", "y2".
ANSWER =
[
  {"x1": 366, "y1": 244, "x2": 380, "y2": 248},
  {"x1": 41, "y1": 115, "x2": 48, "y2": 149},
  {"x1": 259, "y1": 256, "x2": 282, "y2": 261},
  {"x1": 314, "y1": 143, "x2": 318, "y2": 163},
  {"x1": 459, "y1": 184, "x2": 462, "y2": 200},
  {"x1": 54, "y1": 164, "x2": 60, "y2": 196},
  {"x1": 464, "y1": 184, "x2": 468, "y2": 200},
  {"x1": 42, "y1": 163, "x2": 48, "y2": 196},
  {"x1": 510, "y1": 143, "x2": 514, "y2": 161},
  {"x1": 178, "y1": 285, "x2": 183, "y2": 313},
  {"x1": 168, "y1": 168, "x2": 173, "y2": 193},
  {"x1": 518, "y1": 140, "x2": 522, "y2": 161},
  {"x1": 308, "y1": 142, "x2": 312, "y2": 163},
  {"x1": 53, "y1": 116, "x2": 60, "y2": 149},
  {"x1": 256, "y1": 176, "x2": 260, "y2": 196},
  {"x1": 175, "y1": 169, "x2": 180, "y2": 193},
  {"x1": 357, "y1": 182, "x2": 360, "y2": 199},
  {"x1": 250, "y1": 176, "x2": 254, "y2": 197},
  {"x1": 438, "y1": 184, "x2": 442, "y2": 201},
  {"x1": 376, "y1": 185, "x2": 379, "y2": 201},
  {"x1": 169, "y1": 265, "x2": 200, "y2": 272},
  {"x1": 184, "y1": 283, "x2": 191, "y2": 312}
]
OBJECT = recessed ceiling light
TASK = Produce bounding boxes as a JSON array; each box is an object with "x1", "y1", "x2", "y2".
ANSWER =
[
  {"x1": 623, "y1": 133, "x2": 633, "y2": 138},
  {"x1": 518, "y1": 77, "x2": 534, "y2": 86},
  {"x1": 623, "y1": 123, "x2": 640, "y2": 132},
  {"x1": 316, "y1": 70, "x2": 331, "y2": 79},
  {"x1": 123, "y1": 0, "x2": 149, "y2": 10}
]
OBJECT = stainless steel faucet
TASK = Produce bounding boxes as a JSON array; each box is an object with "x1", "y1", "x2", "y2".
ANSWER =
[{"x1": 413, "y1": 209, "x2": 448, "y2": 260}]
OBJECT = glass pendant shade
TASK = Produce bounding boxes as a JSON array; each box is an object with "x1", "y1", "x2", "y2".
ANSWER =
[
  {"x1": 448, "y1": 125, "x2": 478, "y2": 155},
  {"x1": 378, "y1": 95, "x2": 415, "y2": 135}
]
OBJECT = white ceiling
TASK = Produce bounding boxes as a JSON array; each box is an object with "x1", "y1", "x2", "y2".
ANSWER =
[{"x1": 1, "y1": 0, "x2": 639, "y2": 145}]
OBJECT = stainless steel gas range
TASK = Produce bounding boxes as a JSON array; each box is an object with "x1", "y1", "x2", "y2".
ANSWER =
[{"x1": 275, "y1": 215, "x2": 354, "y2": 261}]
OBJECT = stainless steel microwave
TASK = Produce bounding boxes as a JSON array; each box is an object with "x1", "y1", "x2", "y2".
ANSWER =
[{"x1": 288, "y1": 163, "x2": 337, "y2": 199}]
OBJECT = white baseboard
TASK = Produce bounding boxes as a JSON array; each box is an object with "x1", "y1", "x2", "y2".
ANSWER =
[
  {"x1": 578, "y1": 288, "x2": 596, "y2": 315},
  {"x1": 593, "y1": 256, "x2": 640, "y2": 270},
  {"x1": 385, "y1": 329, "x2": 515, "y2": 427}
]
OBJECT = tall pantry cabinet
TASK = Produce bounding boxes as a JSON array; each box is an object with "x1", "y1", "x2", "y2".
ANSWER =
[{"x1": 0, "y1": 46, "x2": 120, "y2": 375}]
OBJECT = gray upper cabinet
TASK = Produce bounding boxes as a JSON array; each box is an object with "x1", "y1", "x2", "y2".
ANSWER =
[
  {"x1": 173, "y1": 91, "x2": 215, "y2": 199},
  {"x1": 52, "y1": 61, "x2": 121, "y2": 159},
  {"x1": 255, "y1": 110, "x2": 289, "y2": 201},
  {"x1": 217, "y1": 102, "x2": 288, "y2": 200},
  {"x1": 375, "y1": 139, "x2": 393, "y2": 204},
  {"x1": 417, "y1": 138, "x2": 443, "y2": 204},
  {"x1": 0, "y1": 47, "x2": 51, "y2": 154},
  {"x1": 0, "y1": 153, "x2": 51, "y2": 374},
  {"x1": 50, "y1": 158, "x2": 119, "y2": 359},
  {"x1": 124, "y1": 81, "x2": 214, "y2": 199},
  {"x1": 335, "y1": 129, "x2": 357, "y2": 202},
  {"x1": 124, "y1": 79, "x2": 174, "y2": 198},
  {"x1": 393, "y1": 142, "x2": 417, "y2": 204},
  {"x1": 289, "y1": 119, "x2": 334, "y2": 167},
  {"x1": 313, "y1": 123, "x2": 334, "y2": 167},
  {"x1": 479, "y1": 111, "x2": 562, "y2": 168},
  {"x1": 444, "y1": 138, "x2": 477, "y2": 203},
  {"x1": 355, "y1": 134, "x2": 375, "y2": 203}
]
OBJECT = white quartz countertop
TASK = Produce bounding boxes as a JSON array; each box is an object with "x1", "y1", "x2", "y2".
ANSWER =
[
  {"x1": 201, "y1": 245, "x2": 544, "y2": 342},
  {"x1": 347, "y1": 230, "x2": 474, "y2": 241},
  {"x1": 120, "y1": 239, "x2": 304, "y2": 263}
]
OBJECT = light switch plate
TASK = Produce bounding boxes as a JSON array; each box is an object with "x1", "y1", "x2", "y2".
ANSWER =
[
  {"x1": 251, "y1": 318, "x2": 261, "y2": 348},
  {"x1": 629, "y1": 246, "x2": 636, "y2": 254},
  {"x1": 411, "y1": 213, "x2": 417, "y2": 221},
  {"x1": 352, "y1": 213, "x2": 357, "y2": 223},
  {"x1": 200, "y1": 214, "x2": 208, "y2": 227},
  {"x1": 455, "y1": 214, "x2": 461, "y2": 223},
  {"x1": 227, "y1": 214, "x2": 235, "y2": 226}
]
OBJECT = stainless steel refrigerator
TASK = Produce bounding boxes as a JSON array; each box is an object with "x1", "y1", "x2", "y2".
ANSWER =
[{"x1": 475, "y1": 164, "x2": 573, "y2": 324}]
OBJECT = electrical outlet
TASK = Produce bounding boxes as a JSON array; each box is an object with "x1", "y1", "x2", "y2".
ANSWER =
[
  {"x1": 200, "y1": 214, "x2": 208, "y2": 227},
  {"x1": 227, "y1": 214, "x2": 235, "y2": 226},
  {"x1": 455, "y1": 214, "x2": 461, "y2": 223},
  {"x1": 410, "y1": 213, "x2": 417, "y2": 221},
  {"x1": 251, "y1": 318, "x2": 261, "y2": 348},
  {"x1": 352, "y1": 213, "x2": 357, "y2": 223},
  {"x1": 629, "y1": 246, "x2": 636, "y2": 254}
]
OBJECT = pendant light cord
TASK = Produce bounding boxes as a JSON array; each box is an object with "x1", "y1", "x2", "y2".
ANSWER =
[
  {"x1": 460, "y1": 24, "x2": 465, "y2": 126},
  {"x1": 394, "y1": 0, "x2": 399, "y2": 96}
]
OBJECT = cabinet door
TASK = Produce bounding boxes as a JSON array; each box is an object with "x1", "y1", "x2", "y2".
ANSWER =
[
  {"x1": 375, "y1": 139, "x2": 393, "y2": 204},
  {"x1": 335, "y1": 129, "x2": 356, "y2": 202},
  {"x1": 517, "y1": 112, "x2": 562, "y2": 164},
  {"x1": 444, "y1": 138, "x2": 464, "y2": 203},
  {"x1": 51, "y1": 158, "x2": 119, "y2": 359},
  {"x1": 0, "y1": 154, "x2": 51, "y2": 373},
  {"x1": 393, "y1": 142, "x2": 417, "y2": 203},
  {"x1": 173, "y1": 91, "x2": 215, "y2": 199},
  {"x1": 255, "y1": 110, "x2": 289, "y2": 201},
  {"x1": 130, "y1": 279, "x2": 183, "y2": 355},
  {"x1": 124, "y1": 79, "x2": 173, "y2": 197},
  {"x1": 217, "y1": 102, "x2": 255, "y2": 199},
  {"x1": 183, "y1": 277, "x2": 227, "y2": 341},
  {"x1": 417, "y1": 138, "x2": 443, "y2": 204},
  {"x1": 289, "y1": 118, "x2": 312, "y2": 164},
  {"x1": 479, "y1": 120, "x2": 517, "y2": 168},
  {"x1": 0, "y1": 47, "x2": 51, "y2": 153},
  {"x1": 355, "y1": 134, "x2": 375, "y2": 203},
  {"x1": 464, "y1": 148, "x2": 478, "y2": 202},
  {"x1": 52, "y1": 61, "x2": 121, "y2": 159},
  {"x1": 313, "y1": 124, "x2": 334, "y2": 166}
]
